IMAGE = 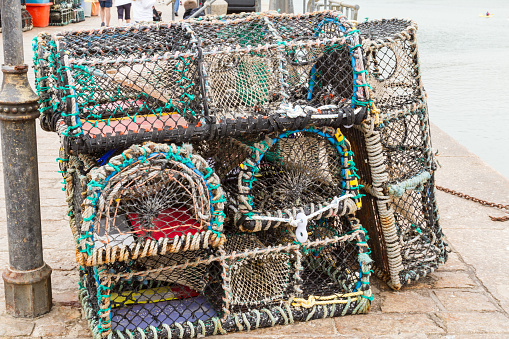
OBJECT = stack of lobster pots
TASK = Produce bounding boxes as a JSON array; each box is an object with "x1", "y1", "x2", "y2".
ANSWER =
[{"x1": 33, "y1": 11, "x2": 446, "y2": 339}]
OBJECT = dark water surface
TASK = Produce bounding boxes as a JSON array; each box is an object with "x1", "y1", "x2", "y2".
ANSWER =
[{"x1": 296, "y1": 0, "x2": 509, "y2": 178}]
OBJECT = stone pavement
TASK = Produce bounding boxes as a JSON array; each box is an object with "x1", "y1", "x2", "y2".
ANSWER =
[{"x1": 1, "y1": 6, "x2": 509, "y2": 339}]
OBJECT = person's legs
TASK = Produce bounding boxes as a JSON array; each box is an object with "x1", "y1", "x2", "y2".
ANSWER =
[
  {"x1": 174, "y1": 0, "x2": 179, "y2": 16},
  {"x1": 124, "y1": 4, "x2": 131, "y2": 23},
  {"x1": 117, "y1": 5, "x2": 124, "y2": 25},
  {"x1": 105, "y1": 7, "x2": 111, "y2": 26},
  {"x1": 99, "y1": 1, "x2": 106, "y2": 26},
  {"x1": 99, "y1": 0, "x2": 112, "y2": 26}
]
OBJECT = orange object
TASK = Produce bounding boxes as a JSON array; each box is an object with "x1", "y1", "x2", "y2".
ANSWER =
[
  {"x1": 26, "y1": 3, "x2": 53, "y2": 27},
  {"x1": 91, "y1": 1, "x2": 99, "y2": 16},
  {"x1": 81, "y1": 110, "x2": 187, "y2": 137}
]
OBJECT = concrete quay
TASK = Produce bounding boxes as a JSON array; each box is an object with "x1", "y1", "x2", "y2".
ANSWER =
[{"x1": 1, "y1": 6, "x2": 509, "y2": 338}]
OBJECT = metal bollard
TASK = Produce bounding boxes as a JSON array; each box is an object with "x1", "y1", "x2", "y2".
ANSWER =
[{"x1": 0, "y1": 0, "x2": 52, "y2": 318}]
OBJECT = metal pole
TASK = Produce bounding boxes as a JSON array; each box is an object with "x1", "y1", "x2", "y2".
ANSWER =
[
  {"x1": 188, "y1": 0, "x2": 217, "y2": 19},
  {"x1": 0, "y1": 0, "x2": 52, "y2": 318},
  {"x1": 164, "y1": 0, "x2": 176, "y2": 20}
]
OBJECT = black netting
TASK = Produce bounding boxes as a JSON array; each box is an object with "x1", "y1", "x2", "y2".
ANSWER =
[
  {"x1": 57, "y1": 24, "x2": 193, "y2": 59},
  {"x1": 358, "y1": 18, "x2": 411, "y2": 40},
  {"x1": 108, "y1": 250, "x2": 224, "y2": 332},
  {"x1": 77, "y1": 213, "x2": 371, "y2": 338},
  {"x1": 358, "y1": 19, "x2": 423, "y2": 111},
  {"x1": 33, "y1": 11, "x2": 369, "y2": 154},
  {"x1": 378, "y1": 108, "x2": 430, "y2": 182},
  {"x1": 67, "y1": 143, "x2": 225, "y2": 267},
  {"x1": 232, "y1": 128, "x2": 362, "y2": 233},
  {"x1": 80, "y1": 249, "x2": 224, "y2": 334},
  {"x1": 45, "y1": 10, "x2": 386, "y2": 339}
]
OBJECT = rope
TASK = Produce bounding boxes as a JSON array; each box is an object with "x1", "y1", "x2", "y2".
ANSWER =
[
  {"x1": 247, "y1": 194, "x2": 354, "y2": 227},
  {"x1": 280, "y1": 103, "x2": 364, "y2": 119},
  {"x1": 292, "y1": 291, "x2": 364, "y2": 308}
]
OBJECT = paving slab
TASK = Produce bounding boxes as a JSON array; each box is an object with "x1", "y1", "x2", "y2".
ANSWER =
[
  {"x1": 435, "y1": 312, "x2": 509, "y2": 334},
  {"x1": 433, "y1": 290, "x2": 498, "y2": 313},
  {"x1": 380, "y1": 290, "x2": 439, "y2": 313},
  {"x1": 334, "y1": 313, "x2": 445, "y2": 335},
  {"x1": 0, "y1": 5, "x2": 508, "y2": 339}
]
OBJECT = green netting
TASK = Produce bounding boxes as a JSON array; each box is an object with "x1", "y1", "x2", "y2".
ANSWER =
[{"x1": 33, "y1": 11, "x2": 370, "y2": 154}]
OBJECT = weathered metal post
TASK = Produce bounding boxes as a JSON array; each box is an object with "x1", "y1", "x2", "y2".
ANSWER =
[{"x1": 0, "y1": 0, "x2": 52, "y2": 317}]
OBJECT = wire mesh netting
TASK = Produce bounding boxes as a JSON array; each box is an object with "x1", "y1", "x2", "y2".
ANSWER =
[
  {"x1": 64, "y1": 142, "x2": 226, "y2": 267},
  {"x1": 343, "y1": 17, "x2": 447, "y2": 289},
  {"x1": 33, "y1": 11, "x2": 369, "y2": 154},
  {"x1": 192, "y1": 127, "x2": 363, "y2": 237},
  {"x1": 378, "y1": 105, "x2": 446, "y2": 285},
  {"x1": 358, "y1": 19, "x2": 424, "y2": 116},
  {"x1": 344, "y1": 107, "x2": 446, "y2": 288},
  {"x1": 77, "y1": 213, "x2": 372, "y2": 338},
  {"x1": 45, "y1": 10, "x2": 450, "y2": 339},
  {"x1": 71, "y1": 7, "x2": 85, "y2": 24},
  {"x1": 233, "y1": 127, "x2": 363, "y2": 234}
]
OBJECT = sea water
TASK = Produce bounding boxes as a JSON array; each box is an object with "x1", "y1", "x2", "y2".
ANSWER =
[{"x1": 293, "y1": 0, "x2": 509, "y2": 179}]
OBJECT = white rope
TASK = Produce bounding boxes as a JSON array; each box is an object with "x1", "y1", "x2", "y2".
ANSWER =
[
  {"x1": 247, "y1": 194, "x2": 354, "y2": 226},
  {"x1": 248, "y1": 194, "x2": 354, "y2": 242},
  {"x1": 280, "y1": 103, "x2": 364, "y2": 120}
]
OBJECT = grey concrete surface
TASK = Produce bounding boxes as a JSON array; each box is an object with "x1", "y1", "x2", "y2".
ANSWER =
[{"x1": 0, "y1": 5, "x2": 508, "y2": 338}]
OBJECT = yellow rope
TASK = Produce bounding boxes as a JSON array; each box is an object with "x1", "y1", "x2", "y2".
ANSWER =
[
  {"x1": 291, "y1": 291, "x2": 364, "y2": 308},
  {"x1": 368, "y1": 87, "x2": 381, "y2": 126}
]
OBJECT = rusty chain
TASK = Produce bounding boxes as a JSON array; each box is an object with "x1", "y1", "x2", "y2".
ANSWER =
[{"x1": 436, "y1": 185, "x2": 509, "y2": 222}]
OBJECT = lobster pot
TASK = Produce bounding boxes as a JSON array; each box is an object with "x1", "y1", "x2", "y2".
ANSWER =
[
  {"x1": 339, "y1": 18, "x2": 447, "y2": 289},
  {"x1": 193, "y1": 11, "x2": 369, "y2": 121},
  {"x1": 72, "y1": 7, "x2": 85, "y2": 23},
  {"x1": 33, "y1": 11, "x2": 369, "y2": 155},
  {"x1": 63, "y1": 142, "x2": 226, "y2": 267},
  {"x1": 21, "y1": 7, "x2": 33, "y2": 31},
  {"x1": 51, "y1": 0, "x2": 70, "y2": 8},
  {"x1": 79, "y1": 250, "x2": 226, "y2": 338},
  {"x1": 49, "y1": 7, "x2": 73, "y2": 26},
  {"x1": 232, "y1": 127, "x2": 363, "y2": 235},
  {"x1": 33, "y1": 24, "x2": 202, "y2": 154},
  {"x1": 79, "y1": 215, "x2": 371, "y2": 339},
  {"x1": 358, "y1": 19, "x2": 425, "y2": 113},
  {"x1": 343, "y1": 102, "x2": 446, "y2": 290},
  {"x1": 0, "y1": 7, "x2": 33, "y2": 32},
  {"x1": 223, "y1": 234, "x2": 292, "y2": 310}
]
